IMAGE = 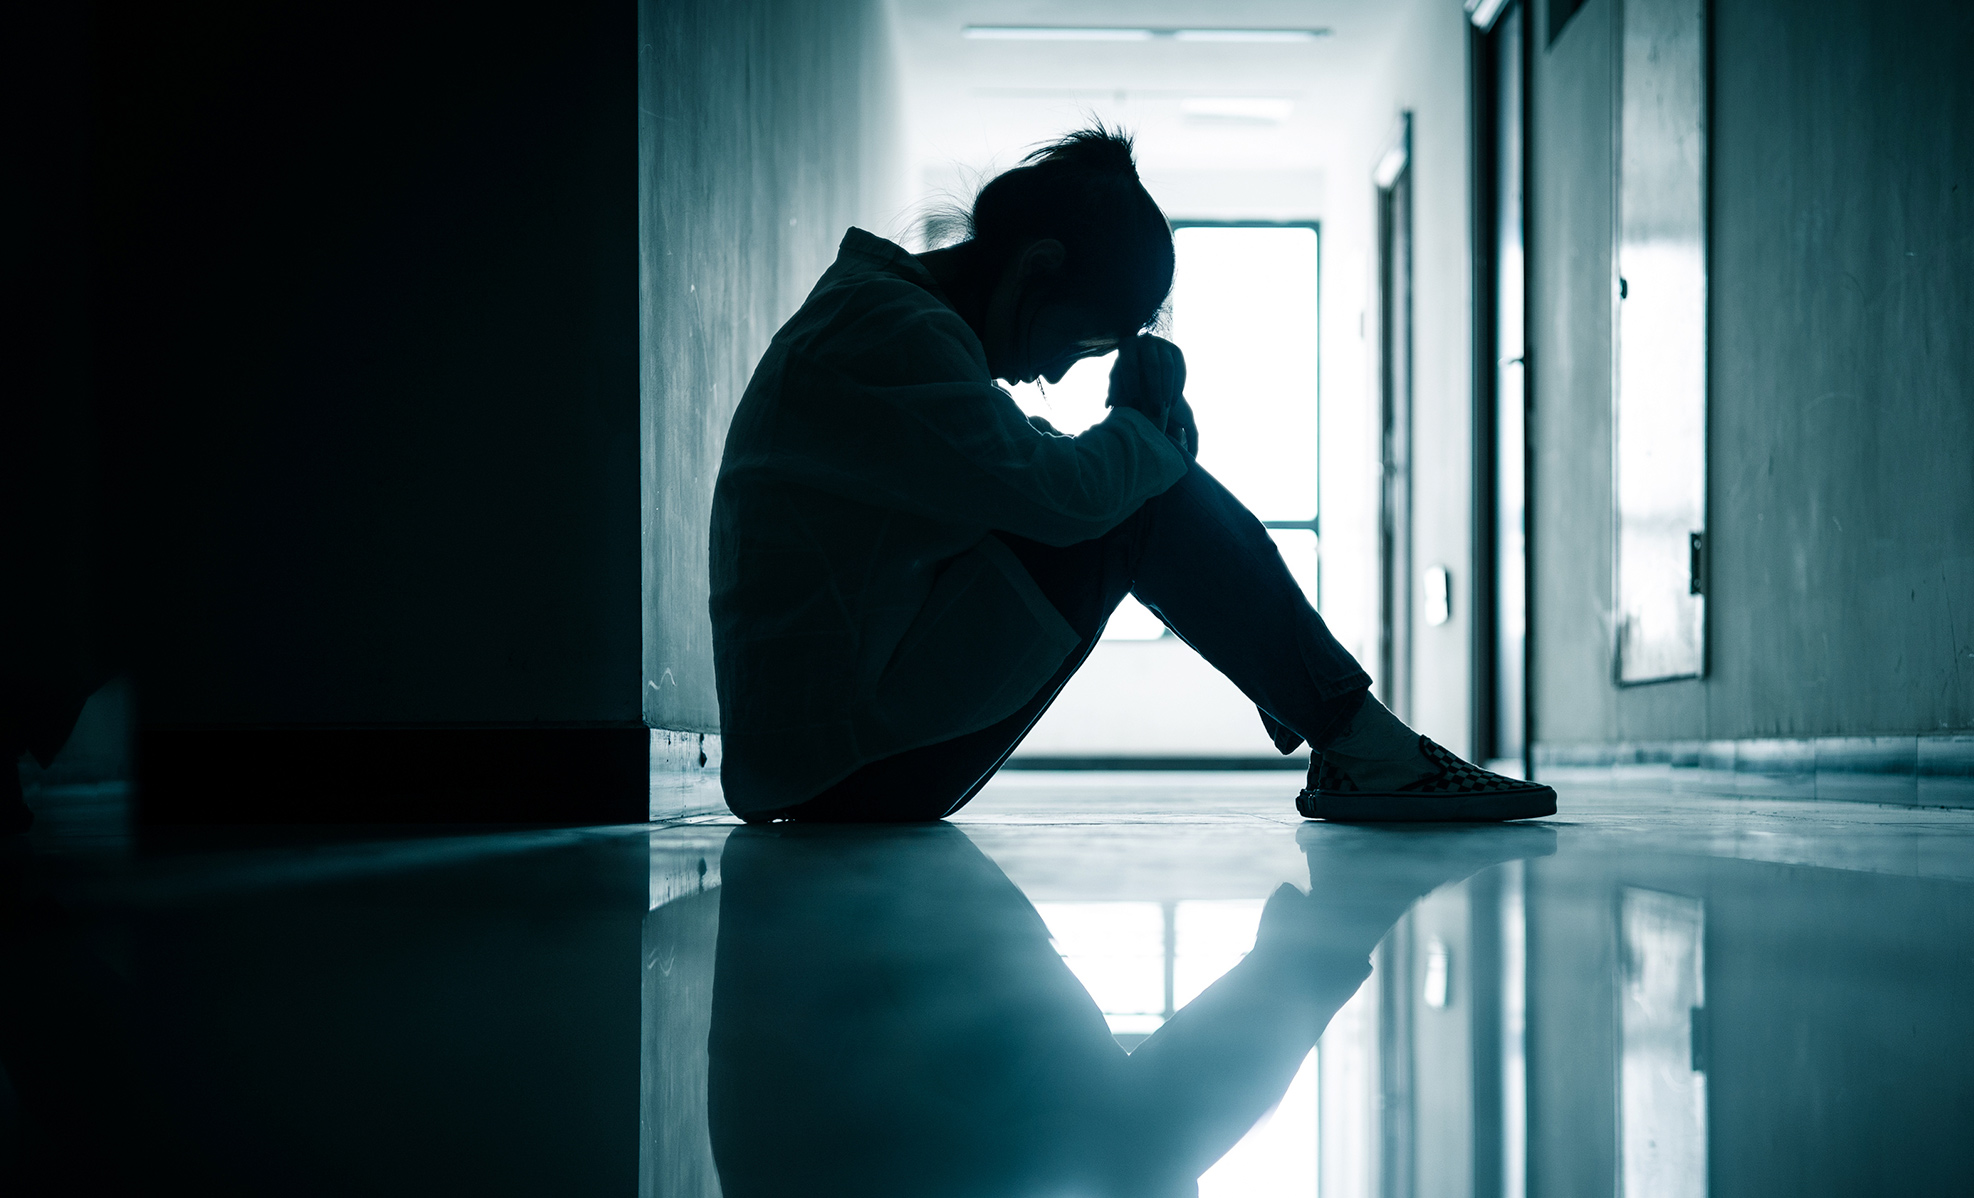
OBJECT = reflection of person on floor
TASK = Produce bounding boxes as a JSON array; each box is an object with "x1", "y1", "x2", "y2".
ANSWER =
[
  {"x1": 707, "y1": 821, "x2": 1553, "y2": 1198},
  {"x1": 709, "y1": 125, "x2": 1553, "y2": 825}
]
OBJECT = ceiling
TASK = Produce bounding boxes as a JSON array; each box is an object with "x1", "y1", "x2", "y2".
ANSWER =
[{"x1": 890, "y1": 0, "x2": 1417, "y2": 194}]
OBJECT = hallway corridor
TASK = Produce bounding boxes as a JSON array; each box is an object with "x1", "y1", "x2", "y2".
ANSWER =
[{"x1": 8, "y1": 0, "x2": 1971, "y2": 1191}]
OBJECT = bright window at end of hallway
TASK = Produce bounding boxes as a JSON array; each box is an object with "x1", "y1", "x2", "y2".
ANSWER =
[
  {"x1": 1170, "y1": 224, "x2": 1320, "y2": 536},
  {"x1": 1005, "y1": 223, "x2": 1322, "y2": 640}
]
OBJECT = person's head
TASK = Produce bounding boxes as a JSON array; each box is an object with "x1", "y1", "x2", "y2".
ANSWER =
[{"x1": 935, "y1": 125, "x2": 1173, "y2": 385}]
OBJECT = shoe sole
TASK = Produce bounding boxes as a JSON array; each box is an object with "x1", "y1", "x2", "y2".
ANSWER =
[{"x1": 1297, "y1": 784, "x2": 1557, "y2": 823}]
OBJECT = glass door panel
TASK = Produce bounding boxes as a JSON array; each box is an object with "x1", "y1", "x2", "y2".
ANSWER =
[{"x1": 1615, "y1": 0, "x2": 1708, "y2": 682}]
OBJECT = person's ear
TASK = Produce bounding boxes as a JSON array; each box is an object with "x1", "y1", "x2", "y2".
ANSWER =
[{"x1": 1017, "y1": 239, "x2": 1066, "y2": 283}]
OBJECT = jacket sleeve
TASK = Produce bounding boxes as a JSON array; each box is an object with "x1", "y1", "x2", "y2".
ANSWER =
[{"x1": 763, "y1": 304, "x2": 1192, "y2": 547}]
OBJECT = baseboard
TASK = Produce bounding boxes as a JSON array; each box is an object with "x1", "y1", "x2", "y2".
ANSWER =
[
  {"x1": 649, "y1": 729, "x2": 727, "y2": 822},
  {"x1": 1001, "y1": 754, "x2": 1310, "y2": 771},
  {"x1": 1533, "y1": 734, "x2": 1974, "y2": 808},
  {"x1": 139, "y1": 726, "x2": 652, "y2": 825}
]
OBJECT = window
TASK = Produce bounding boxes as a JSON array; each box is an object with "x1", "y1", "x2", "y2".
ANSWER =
[
  {"x1": 1033, "y1": 898, "x2": 1267, "y2": 1043},
  {"x1": 1007, "y1": 223, "x2": 1323, "y2": 640}
]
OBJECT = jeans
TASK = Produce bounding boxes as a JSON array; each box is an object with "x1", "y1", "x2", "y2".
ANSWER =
[{"x1": 777, "y1": 459, "x2": 1373, "y2": 822}]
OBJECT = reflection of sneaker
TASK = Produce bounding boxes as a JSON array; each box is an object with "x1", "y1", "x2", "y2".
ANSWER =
[
  {"x1": 1281, "y1": 822, "x2": 1556, "y2": 961},
  {"x1": 1294, "y1": 819, "x2": 1558, "y2": 876},
  {"x1": 1297, "y1": 736, "x2": 1556, "y2": 822}
]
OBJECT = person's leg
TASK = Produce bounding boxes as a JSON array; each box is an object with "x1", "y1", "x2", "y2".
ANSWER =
[
  {"x1": 788, "y1": 458, "x2": 1550, "y2": 824},
  {"x1": 1125, "y1": 461, "x2": 1372, "y2": 752},
  {"x1": 786, "y1": 458, "x2": 1404, "y2": 824},
  {"x1": 775, "y1": 518, "x2": 1145, "y2": 823},
  {"x1": 1131, "y1": 460, "x2": 1554, "y2": 819}
]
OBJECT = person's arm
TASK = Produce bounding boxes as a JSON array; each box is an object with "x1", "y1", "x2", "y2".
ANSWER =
[
  {"x1": 1106, "y1": 335, "x2": 1197, "y2": 458},
  {"x1": 1165, "y1": 394, "x2": 1199, "y2": 460},
  {"x1": 764, "y1": 311, "x2": 1192, "y2": 546}
]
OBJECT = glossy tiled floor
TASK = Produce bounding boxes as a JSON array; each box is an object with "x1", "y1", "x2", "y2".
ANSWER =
[{"x1": 4, "y1": 775, "x2": 1971, "y2": 1195}]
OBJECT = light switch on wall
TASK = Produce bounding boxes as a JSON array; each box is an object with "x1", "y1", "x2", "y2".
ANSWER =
[{"x1": 1424, "y1": 564, "x2": 1451, "y2": 627}]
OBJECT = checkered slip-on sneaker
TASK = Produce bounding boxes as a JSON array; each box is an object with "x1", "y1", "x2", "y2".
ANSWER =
[{"x1": 1296, "y1": 736, "x2": 1556, "y2": 822}]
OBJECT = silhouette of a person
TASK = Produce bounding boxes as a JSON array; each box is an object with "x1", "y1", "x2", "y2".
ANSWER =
[
  {"x1": 706, "y1": 821, "x2": 1553, "y2": 1197},
  {"x1": 709, "y1": 125, "x2": 1554, "y2": 825}
]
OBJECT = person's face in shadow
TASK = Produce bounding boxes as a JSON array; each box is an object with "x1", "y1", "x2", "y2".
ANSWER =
[{"x1": 979, "y1": 238, "x2": 1123, "y2": 387}]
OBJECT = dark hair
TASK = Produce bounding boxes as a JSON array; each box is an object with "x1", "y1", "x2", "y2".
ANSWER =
[{"x1": 965, "y1": 125, "x2": 1173, "y2": 334}]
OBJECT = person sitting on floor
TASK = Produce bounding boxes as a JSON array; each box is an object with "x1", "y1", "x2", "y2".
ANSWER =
[{"x1": 708, "y1": 125, "x2": 1554, "y2": 824}]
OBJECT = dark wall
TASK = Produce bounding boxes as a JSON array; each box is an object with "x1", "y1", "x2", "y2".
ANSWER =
[
  {"x1": 638, "y1": 0, "x2": 901, "y2": 734},
  {"x1": 1530, "y1": 0, "x2": 1974, "y2": 745},
  {"x1": 2, "y1": 832, "x2": 648, "y2": 1192},
  {"x1": 5, "y1": 2, "x2": 104, "y2": 771},
  {"x1": 11, "y1": 0, "x2": 904, "y2": 813},
  {"x1": 85, "y1": 2, "x2": 639, "y2": 729}
]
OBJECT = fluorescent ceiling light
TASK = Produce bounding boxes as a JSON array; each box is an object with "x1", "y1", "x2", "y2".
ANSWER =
[
  {"x1": 962, "y1": 26, "x2": 1329, "y2": 43},
  {"x1": 1181, "y1": 96, "x2": 1295, "y2": 123},
  {"x1": 1466, "y1": 0, "x2": 1511, "y2": 31},
  {"x1": 1173, "y1": 29, "x2": 1328, "y2": 43},
  {"x1": 963, "y1": 26, "x2": 1155, "y2": 41},
  {"x1": 1373, "y1": 144, "x2": 1408, "y2": 189}
]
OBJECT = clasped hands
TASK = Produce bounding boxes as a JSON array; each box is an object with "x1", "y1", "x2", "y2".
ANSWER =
[{"x1": 1105, "y1": 334, "x2": 1198, "y2": 459}]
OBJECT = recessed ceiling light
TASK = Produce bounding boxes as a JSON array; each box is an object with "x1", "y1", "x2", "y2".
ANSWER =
[{"x1": 962, "y1": 26, "x2": 1330, "y2": 43}]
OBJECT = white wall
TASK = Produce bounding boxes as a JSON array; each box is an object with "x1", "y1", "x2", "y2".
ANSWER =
[
  {"x1": 641, "y1": 0, "x2": 908, "y2": 734},
  {"x1": 1374, "y1": 0, "x2": 1478, "y2": 759},
  {"x1": 1301, "y1": 0, "x2": 1476, "y2": 759}
]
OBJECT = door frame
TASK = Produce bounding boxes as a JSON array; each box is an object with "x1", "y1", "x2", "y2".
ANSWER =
[
  {"x1": 1374, "y1": 116, "x2": 1414, "y2": 724},
  {"x1": 1469, "y1": 2, "x2": 1534, "y2": 776}
]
